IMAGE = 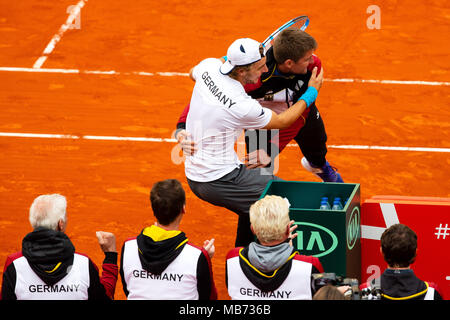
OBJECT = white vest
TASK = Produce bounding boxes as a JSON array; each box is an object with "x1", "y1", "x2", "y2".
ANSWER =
[
  {"x1": 424, "y1": 286, "x2": 435, "y2": 300},
  {"x1": 13, "y1": 254, "x2": 90, "y2": 300},
  {"x1": 227, "y1": 254, "x2": 313, "y2": 300},
  {"x1": 185, "y1": 58, "x2": 272, "y2": 182},
  {"x1": 121, "y1": 239, "x2": 202, "y2": 300}
]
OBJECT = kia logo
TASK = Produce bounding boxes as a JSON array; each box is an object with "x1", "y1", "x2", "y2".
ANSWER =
[{"x1": 294, "y1": 222, "x2": 338, "y2": 258}]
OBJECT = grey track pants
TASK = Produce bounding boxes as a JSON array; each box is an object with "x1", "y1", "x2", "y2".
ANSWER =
[{"x1": 187, "y1": 164, "x2": 281, "y2": 247}]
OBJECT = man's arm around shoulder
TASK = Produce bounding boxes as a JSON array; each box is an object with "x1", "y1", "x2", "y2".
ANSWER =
[{"x1": 262, "y1": 67, "x2": 323, "y2": 130}]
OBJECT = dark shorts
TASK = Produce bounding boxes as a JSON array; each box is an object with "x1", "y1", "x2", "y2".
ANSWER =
[
  {"x1": 245, "y1": 103, "x2": 328, "y2": 168},
  {"x1": 294, "y1": 103, "x2": 328, "y2": 168}
]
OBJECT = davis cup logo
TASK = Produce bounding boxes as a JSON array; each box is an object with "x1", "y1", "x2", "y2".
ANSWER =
[{"x1": 347, "y1": 206, "x2": 360, "y2": 250}]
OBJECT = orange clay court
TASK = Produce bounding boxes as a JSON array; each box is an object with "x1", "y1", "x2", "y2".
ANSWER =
[{"x1": 0, "y1": 0, "x2": 449, "y2": 300}]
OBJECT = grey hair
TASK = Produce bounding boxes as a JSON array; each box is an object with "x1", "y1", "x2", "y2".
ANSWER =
[{"x1": 29, "y1": 194, "x2": 67, "y2": 230}]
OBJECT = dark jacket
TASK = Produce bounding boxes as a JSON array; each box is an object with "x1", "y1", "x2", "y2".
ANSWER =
[
  {"x1": 1, "y1": 227, "x2": 118, "y2": 300},
  {"x1": 362, "y1": 269, "x2": 443, "y2": 300},
  {"x1": 120, "y1": 225, "x2": 217, "y2": 300}
]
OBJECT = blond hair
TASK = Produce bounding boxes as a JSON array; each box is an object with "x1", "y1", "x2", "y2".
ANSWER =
[{"x1": 249, "y1": 195, "x2": 290, "y2": 243}]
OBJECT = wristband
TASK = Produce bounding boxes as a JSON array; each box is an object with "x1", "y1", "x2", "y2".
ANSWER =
[{"x1": 297, "y1": 87, "x2": 318, "y2": 108}]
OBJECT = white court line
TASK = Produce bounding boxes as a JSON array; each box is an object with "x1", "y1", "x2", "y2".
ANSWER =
[
  {"x1": 0, "y1": 66, "x2": 449, "y2": 86},
  {"x1": 0, "y1": 132, "x2": 175, "y2": 143},
  {"x1": 328, "y1": 78, "x2": 450, "y2": 86},
  {"x1": 0, "y1": 132, "x2": 449, "y2": 153},
  {"x1": 32, "y1": 0, "x2": 88, "y2": 69},
  {"x1": 0, "y1": 66, "x2": 187, "y2": 77},
  {"x1": 324, "y1": 144, "x2": 450, "y2": 153}
]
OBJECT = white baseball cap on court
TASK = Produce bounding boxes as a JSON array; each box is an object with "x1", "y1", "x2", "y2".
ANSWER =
[{"x1": 220, "y1": 38, "x2": 265, "y2": 75}]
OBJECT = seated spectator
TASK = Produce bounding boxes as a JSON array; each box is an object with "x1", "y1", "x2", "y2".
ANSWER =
[
  {"x1": 360, "y1": 223, "x2": 443, "y2": 300},
  {"x1": 1, "y1": 194, "x2": 118, "y2": 300},
  {"x1": 120, "y1": 179, "x2": 217, "y2": 300},
  {"x1": 313, "y1": 284, "x2": 348, "y2": 300},
  {"x1": 226, "y1": 195, "x2": 324, "y2": 300}
]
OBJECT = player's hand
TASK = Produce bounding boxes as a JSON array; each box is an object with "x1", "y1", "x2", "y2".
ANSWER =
[
  {"x1": 243, "y1": 149, "x2": 271, "y2": 168},
  {"x1": 176, "y1": 130, "x2": 197, "y2": 155},
  {"x1": 307, "y1": 66, "x2": 324, "y2": 92},
  {"x1": 96, "y1": 231, "x2": 117, "y2": 253},
  {"x1": 203, "y1": 238, "x2": 215, "y2": 259}
]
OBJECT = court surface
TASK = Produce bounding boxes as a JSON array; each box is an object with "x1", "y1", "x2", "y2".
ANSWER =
[{"x1": 0, "y1": 0, "x2": 449, "y2": 299}]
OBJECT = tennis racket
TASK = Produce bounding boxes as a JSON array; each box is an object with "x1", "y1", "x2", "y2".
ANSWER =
[{"x1": 262, "y1": 16, "x2": 309, "y2": 53}]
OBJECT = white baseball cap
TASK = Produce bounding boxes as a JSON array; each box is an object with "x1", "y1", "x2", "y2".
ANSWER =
[{"x1": 220, "y1": 38, "x2": 265, "y2": 75}]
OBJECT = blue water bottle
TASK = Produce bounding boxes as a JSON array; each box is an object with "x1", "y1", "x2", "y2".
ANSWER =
[
  {"x1": 332, "y1": 197, "x2": 343, "y2": 210},
  {"x1": 319, "y1": 197, "x2": 331, "y2": 210}
]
